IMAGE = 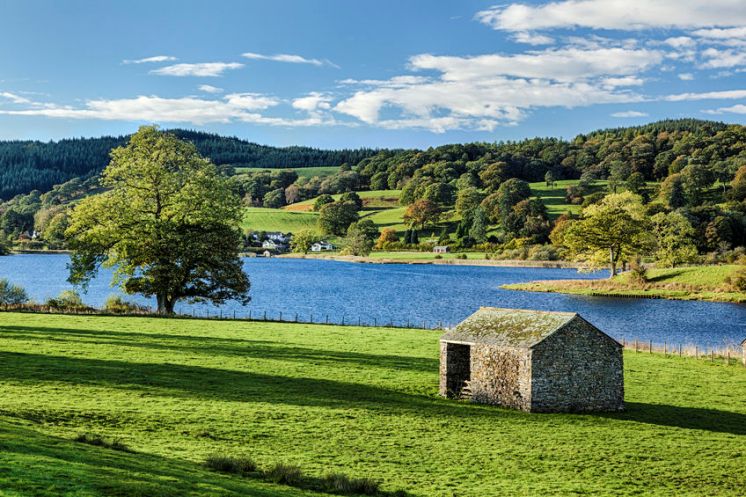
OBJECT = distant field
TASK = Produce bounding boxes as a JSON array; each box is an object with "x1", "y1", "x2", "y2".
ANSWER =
[
  {"x1": 234, "y1": 166, "x2": 339, "y2": 178},
  {"x1": 1, "y1": 313, "x2": 744, "y2": 496},
  {"x1": 242, "y1": 207, "x2": 318, "y2": 233},
  {"x1": 286, "y1": 190, "x2": 401, "y2": 212}
]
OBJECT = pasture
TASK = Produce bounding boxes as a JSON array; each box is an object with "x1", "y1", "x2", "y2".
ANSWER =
[{"x1": 0, "y1": 313, "x2": 744, "y2": 496}]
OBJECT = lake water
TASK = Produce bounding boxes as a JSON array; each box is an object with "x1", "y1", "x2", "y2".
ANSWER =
[{"x1": 1, "y1": 253, "x2": 744, "y2": 348}]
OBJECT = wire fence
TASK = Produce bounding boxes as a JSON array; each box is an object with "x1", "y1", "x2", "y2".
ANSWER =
[{"x1": 2, "y1": 304, "x2": 744, "y2": 366}]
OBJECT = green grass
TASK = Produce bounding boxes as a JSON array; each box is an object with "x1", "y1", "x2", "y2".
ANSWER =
[
  {"x1": 242, "y1": 207, "x2": 318, "y2": 233},
  {"x1": 288, "y1": 190, "x2": 401, "y2": 211},
  {"x1": 504, "y1": 264, "x2": 746, "y2": 303},
  {"x1": 234, "y1": 166, "x2": 339, "y2": 178},
  {"x1": 1, "y1": 313, "x2": 745, "y2": 496}
]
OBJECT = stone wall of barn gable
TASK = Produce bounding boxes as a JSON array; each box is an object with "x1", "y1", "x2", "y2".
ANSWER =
[
  {"x1": 529, "y1": 318, "x2": 624, "y2": 413},
  {"x1": 469, "y1": 344, "x2": 532, "y2": 411}
]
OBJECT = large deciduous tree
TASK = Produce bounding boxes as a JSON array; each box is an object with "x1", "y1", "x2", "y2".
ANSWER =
[
  {"x1": 317, "y1": 201, "x2": 359, "y2": 236},
  {"x1": 651, "y1": 211, "x2": 698, "y2": 267},
  {"x1": 563, "y1": 192, "x2": 652, "y2": 278},
  {"x1": 66, "y1": 126, "x2": 250, "y2": 314},
  {"x1": 403, "y1": 199, "x2": 441, "y2": 231}
]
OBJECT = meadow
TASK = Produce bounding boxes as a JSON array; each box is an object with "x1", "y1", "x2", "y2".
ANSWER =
[{"x1": 0, "y1": 313, "x2": 744, "y2": 496}]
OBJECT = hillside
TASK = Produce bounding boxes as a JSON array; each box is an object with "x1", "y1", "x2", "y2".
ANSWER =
[
  {"x1": 0, "y1": 313, "x2": 744, "y2": 496},
  {"x1": 0, "y1": 130, "x2": 377, "y2": 200}
]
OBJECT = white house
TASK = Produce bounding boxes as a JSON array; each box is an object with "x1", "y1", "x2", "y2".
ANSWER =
[
  {"x1": 311, "y1": 241, "x2": 335, "y2": 252},
  {"x1": 262, "y1": 239, "x2": 288, "y2": 251}
]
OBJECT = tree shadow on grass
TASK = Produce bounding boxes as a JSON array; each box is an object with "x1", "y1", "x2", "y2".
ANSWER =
[
  {"x1": 0, "y1": 324, "x2": 438, "y2": 373},
  {"x1": 0, "y1": 420, "x2": 309, "y2": 497},
  {"x1": 600, "y1": 402, "x2": 746, "y2": 436},
  {"x1": 646, "y1": 269, "x2": 687, "y2": 283},
  {"x1": 0, "y1": 351, "x2": 491, "y2": 420}
]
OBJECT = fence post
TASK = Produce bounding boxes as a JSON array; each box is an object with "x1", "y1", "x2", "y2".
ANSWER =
[
  {"x1": 279, "y1": 312, "x2": 282, "y2": 322},
  {"x1": 663, "y1": 341, "x2": 667, "y2": 356},
  {"x1": 649, "y1": 340, "x2": 652, "y2": 354},
  {"x1": 358, "y1": 317, "x2": 361, "y2": 326},
  {"x1": 295, "y1": 313, "x2": 298, "y2": 322},
  {"x1": 679, "y1": 343, "x2": 682, "y2": 357},
  {"x1": 325, "y1": 314, "x2": 329, "y2": 324},
  {"x1": 373, "y1": 318, "x2": 377, "y2": 327},
  {"x1": 634, "y1": 339, "x2": 638, "y2": 353},
  {"x1": 342, "y1": 315, "x2": 345, "y2": 325},
  {"x1": 249, "y1": 310, "x2": 252, "y2": 320},
  {"x1": 263, "y1": 310, "x2": 267, "y2": 321},
  {"x1": 695, "y1": 346, "x2": 698, "y2": 359}
]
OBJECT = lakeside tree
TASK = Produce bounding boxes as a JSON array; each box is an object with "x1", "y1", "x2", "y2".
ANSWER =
[
  {"x1": 341, "y1": 220, "x2": 378, "y2": 256},
  {"x1": 290, "y1": 229, "x2": 319, "y2": 254},
  {"x1": 0, "y1": 279, "x2": 29, "y2": 305},
  {"x1": 66, "y1": 126, "x2": 250, "y2": 314},
  {"x1": 375, "y1": 227, "x2": 398, "y2": 249},
  {"x1": 562, "y1": 192, "x2": 652, "y2": 278},
  {"x1": 317, "y1": 201, "x2": 359, "y2": 236}
]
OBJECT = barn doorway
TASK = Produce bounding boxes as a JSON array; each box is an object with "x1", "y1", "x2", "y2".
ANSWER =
[{"x1": 445, "y1": 343, "x2": 471, "y2": 398}]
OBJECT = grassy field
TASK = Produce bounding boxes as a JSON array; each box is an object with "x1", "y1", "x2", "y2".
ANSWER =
[
  {"x1": 504, "y1": 265, "x2": 746, "y2": 303},
  {"x1": 235, "y1": 166, "x2": 339, "y2": 178},
  {"x1": 286, "y1": 190, "x2": 401, "y2": 212},
  {"x1": 1, "y1": 313, "x2": 745, "y2": 496},
  {"x1": 242, "y1": 207, "x2": 318, "y2": 233}
]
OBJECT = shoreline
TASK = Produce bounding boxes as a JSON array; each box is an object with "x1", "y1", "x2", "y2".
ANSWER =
[
  {"x1": 277, "y1": 253, "x2": 581, "y2": 269},
  {"x1": 503, "y1": 279, "x2": 746, "y2": 304}
]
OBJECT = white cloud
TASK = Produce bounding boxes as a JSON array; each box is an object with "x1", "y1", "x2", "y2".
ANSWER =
[
  {"x1": 700, "y1": 48, "x2": 746, "y2": 68},
  {"x1": 512, "y1": 32, "x2": 555, "y2": 45},
  {"x1": 123, "y1": 55, "x2": 177, "y2": 64},
  {"x1": 0, "y1": 91, "x2": 31, "y2": 104},
  {"x1": 476, "y1": 1, "x2": 746, "y2": 32},
  {"x1": 242, "y1": 52, "x2": 337, "y2": 67},
  {"x1": 409, "y1": 47, "x2": 662, "y2": 82},
  {"x1": 601, "y1": 76, "x2": 644, "y2": 88},
  {"x1": 0, "y1": 92, "x2": 345, "y2": 128},
  {"x1": 678, "y1": 73, "x2": 694, "y2": 80},
  {"x1": 611, "y1": 110, "x2": 648, "y2": 118},
  {"x1": 665, "y1": 89, "x2": 746, "y2": 101},
  {"x1": 198, "y1": 84, "x2": 224, "y2": 94},
  {"x1": 692, "y1": 27, "x2": 746, "y2": 39},
  {"x1": 703, "y1": 103, "x2": 746, "y2": 114},
  {"x1": 150, "y1": 62, "x2": 244, "y2": 77},
  {"x1": 664, "y1": 37, "x2": 696, "y2": 48},
  {"x1": 292, "y1": 92, "x2": 333, "y2": 113}
]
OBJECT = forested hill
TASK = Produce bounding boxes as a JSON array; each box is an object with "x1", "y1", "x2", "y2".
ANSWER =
[{"x1": 0, "y1": 129, "x2": 377, "y2": 200}]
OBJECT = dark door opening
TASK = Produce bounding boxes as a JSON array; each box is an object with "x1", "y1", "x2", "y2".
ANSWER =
[{"x1": 445, "y1": 343, "x2": 471, "y2": 398}]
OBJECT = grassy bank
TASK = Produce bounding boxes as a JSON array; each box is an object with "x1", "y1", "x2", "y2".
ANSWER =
[
  {"x1": 282, "y1": 251, "x2": 577, "y2": 268},
  {"x1": 1, "y1": 313, "x2": 745, "y2": 496},
  {"x1": 504, "y1": 265, "x2": 746, "y2": 303}
]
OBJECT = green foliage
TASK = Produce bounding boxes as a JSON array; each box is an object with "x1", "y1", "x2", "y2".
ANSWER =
[
  {"x1": 313, "y1": 194, "x2": 335, "y2": 211},
  {"x1": 341, "y1": 220, "x2": 378, "y2": 256},
  {"x1": 468, "y1": 207, "x2": 487, "y2": 243},
  {"x1": 74, "y1": 432, "x2": 132, "y2": 453},
  {"x1": 290, "y1": 229, "x2": 320, "y2": 254},
  {"x1": 403, "y1": 199, "x2": 440, "y2": 230},
  {"x1": 651, "y1": 211, "x2": 699, "y2": 267},
  {"x1": 103, "y1": 294, "x2": 150, "y2": 314},
  {"x1": 563, "y1": 192, "x2": 652, "y2": 277},
  {"x1": 0, "y1": 278, "x2": 28, "y2": 305},
  {"x1": 66, "y1": 126, "x2": 249, "y2": 314},
  {"x1": 317, "y1": 201, "x2": 359, "y2": 236},
  {"x1": 46, "y1": 289, "x2": 85, "y2": 310},
  {"x1": 340, "y1": 191, "x2": 363, "y2": 210}
]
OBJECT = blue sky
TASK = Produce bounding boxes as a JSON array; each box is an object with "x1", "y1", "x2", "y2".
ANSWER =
[{"x1": 0, "y1": 0, "x2": 745, "y2": 148}]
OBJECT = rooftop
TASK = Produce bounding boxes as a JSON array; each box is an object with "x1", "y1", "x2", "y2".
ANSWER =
[{"x1": 441, "y1": 307, "x2": 579, "y2": 348}]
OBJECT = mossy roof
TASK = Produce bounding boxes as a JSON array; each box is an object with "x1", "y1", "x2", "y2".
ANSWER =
[{"x1": 441, "y1": 307, "x2": 580, "y2": 348}]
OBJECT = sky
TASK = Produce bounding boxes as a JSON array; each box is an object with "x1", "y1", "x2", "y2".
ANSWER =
[{"x1": 0, "y1": 0, "x2": 745, "y2": 149}]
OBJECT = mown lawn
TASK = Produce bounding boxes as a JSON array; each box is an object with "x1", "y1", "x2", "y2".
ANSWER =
[{"x1": 1, "y1": 313, "x2": 744, "y2": 496}]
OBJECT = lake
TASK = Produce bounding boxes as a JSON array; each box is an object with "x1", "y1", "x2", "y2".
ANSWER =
[{"x1": 1, "y1": 253, "x2": 744, "y2": 348}]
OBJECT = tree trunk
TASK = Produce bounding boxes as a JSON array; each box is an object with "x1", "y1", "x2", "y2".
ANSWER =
[
  {"x1": 156, "y1": 292, "x2": 175, "y2": 315},
  {"x1": 609, "y1": 248, "x2": 616, "y2": 279}
]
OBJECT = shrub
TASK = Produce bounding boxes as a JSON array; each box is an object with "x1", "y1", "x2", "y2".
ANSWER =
[
  {"x1": 103, "y1": 294, "x2": 150, "y2": 314},
  {"x1": 264, "y1": 463, "x2": 304, "y2": 485},
  {"x1": 324, "y1": 473, "x2": 381, "y2": 495},
  {"x1": 434, "y1": 254, "x2": 443, "y2": 259},
  {"x1": 729, "y1": 267, "x2": 746, "y2": 291},
  {"x1": 46, "y1": 289, "x2": 87, "y2": 310},
  {"x1": 628, "y1": 258, "x2": 648, "y2": 284},
  {"x1": 527, "y1": 244, "x2": 561, "y2": 261},
  {"x1": 0, "y1": 279, "x2": 29, "y2": 305},
  {"x1": 204, "y1": 454, "x2": 257, "y2": 475},
  {"x1": 74, "y1": 432, "x2": 131, "y2": 452},
  {"x1": 456, "y1": 253, "x2": 467, "y2": 260}
]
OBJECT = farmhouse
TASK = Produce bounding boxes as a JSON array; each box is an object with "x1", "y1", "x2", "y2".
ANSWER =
[
  {"x1": 433, "y1": 245, "x2": 450, "y2": 254},
  {"x1": 440, "y1": 307, "x2": 623, "y2": 413},
  {"x1": 311, "y1": 241, "x2": 335, "y2": 252}
]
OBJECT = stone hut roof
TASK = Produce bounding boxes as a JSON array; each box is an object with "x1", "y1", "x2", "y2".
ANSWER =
[{"x1": 441, "y1": 307, "x2": 583, "y2": 348}]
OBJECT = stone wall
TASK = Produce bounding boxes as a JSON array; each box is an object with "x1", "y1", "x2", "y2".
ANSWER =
[
  {"x1": 530, "y1": 317, "x2": 623, "y2": 412},
  {"x1": 469, "y1": 344, "x2": 532, "y2": 410}
]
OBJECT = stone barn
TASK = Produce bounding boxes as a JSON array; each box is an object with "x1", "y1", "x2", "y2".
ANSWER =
[{"x1": 439, "y1": 307, "x2": 623, "y2": 412}]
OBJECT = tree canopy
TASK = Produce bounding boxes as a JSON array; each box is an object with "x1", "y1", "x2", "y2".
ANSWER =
[{"x1": 66, "y1": 126, "x2": 250, "y2": 314}]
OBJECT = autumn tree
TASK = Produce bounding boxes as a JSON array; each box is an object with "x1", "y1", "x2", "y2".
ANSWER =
[
  {"x1": 66, "y1": 126, "x2": 250, "y2": 314},
  {"x1": 291, "y1": 229, "x2": 320, "y2": 254},
  {"x1": 562, "y1": 192, "x2": 652, "y2": 277},
  {"x1": 403, "y1": 199, "x2": 441, "y2": 230}
]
